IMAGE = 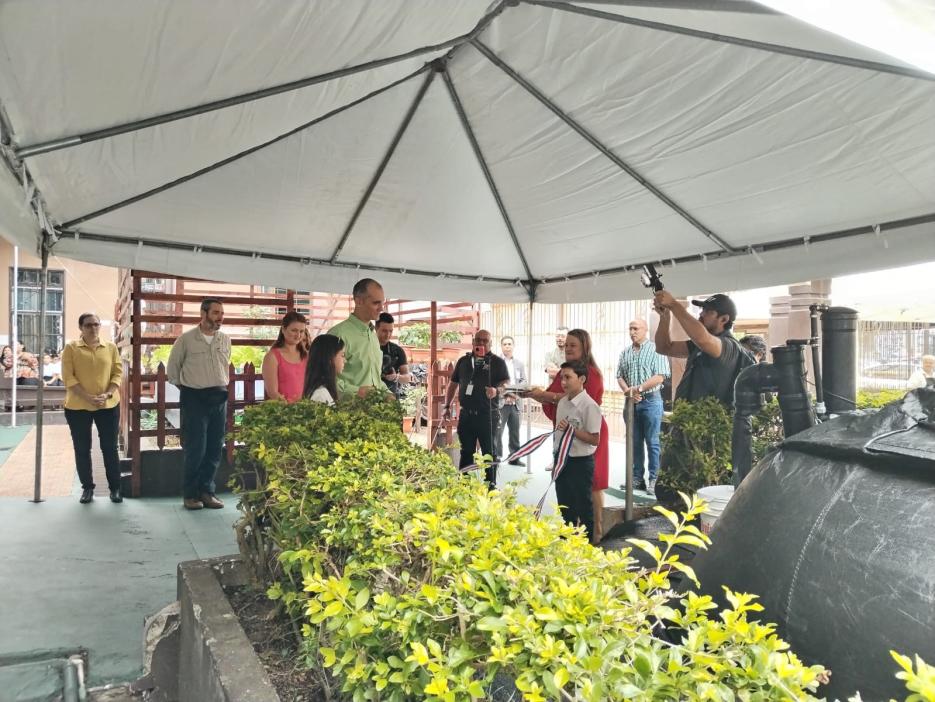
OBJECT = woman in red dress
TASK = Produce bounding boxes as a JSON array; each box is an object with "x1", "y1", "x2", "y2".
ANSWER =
[{"x1": 529, "y1": 328, "x2": 609, "y2": 544}]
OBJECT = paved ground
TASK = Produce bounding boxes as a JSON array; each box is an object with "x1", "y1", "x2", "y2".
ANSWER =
[
  {"x1": 0, "y1": 492, "x2": 239, "y2": 688},
  {"x1": 0, "y1": 424, "x2": 77, "y2": 498}
]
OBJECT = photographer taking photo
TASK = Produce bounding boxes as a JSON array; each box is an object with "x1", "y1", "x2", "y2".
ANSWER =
[{"x1": 653, "y1": 291, "x2": 749, "y2": 408}]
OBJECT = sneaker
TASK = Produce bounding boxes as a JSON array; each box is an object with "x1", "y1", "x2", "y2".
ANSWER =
[
  {"x1": 109, "y1": 489, "x2": 123, "y2": 504},
  {"x1": 79, "y1": 487, "x2": 94, "y2": 504},
  {"x1": 183, "y1": 497, "x2": 204, "y2": 510},
  {"x1": 200, "y1": 493, "x2": 225, "y2": 509},
  {"x1": 647, "y1": 478, "x2": 657, "y2": 493},
  {"x1": 632, "y1": 480, "x2": 647, "y2": 492}
]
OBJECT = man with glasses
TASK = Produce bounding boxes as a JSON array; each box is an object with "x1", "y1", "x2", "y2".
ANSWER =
[{"x1": 443, "y1": 329, "x2": 509, "y2": 489}]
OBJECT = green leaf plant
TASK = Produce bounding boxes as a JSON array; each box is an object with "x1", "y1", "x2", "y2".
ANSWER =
[{"x1": 233, "y1": 396, "x2": 835, "y2": 701}]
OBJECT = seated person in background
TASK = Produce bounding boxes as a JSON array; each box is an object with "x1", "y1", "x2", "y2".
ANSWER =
[
  {"x1": 43, "y1": 352, "x2": 64, "y2": 386},
  {"x1": 1, "y1": 345, "x2": 14, "y2": 378},
  {"x1": 739, "y1": 335, "x2": 768, "y2": 364},
  {"x1": 16, "y1": 345, "x2": 40, "y2": 386},
  {"x1": 908, "y1": 354, "x2": 935, "y2": 390}
]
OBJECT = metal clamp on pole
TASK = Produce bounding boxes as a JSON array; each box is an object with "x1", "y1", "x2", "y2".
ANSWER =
[{"x1": 624, "y1": 396, "x2": 635, "y2": 522}]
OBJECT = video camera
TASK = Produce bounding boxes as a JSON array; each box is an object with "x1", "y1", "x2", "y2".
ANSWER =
[{"x1": 640, "y1": 263, "x2": 664, "y2": 292}]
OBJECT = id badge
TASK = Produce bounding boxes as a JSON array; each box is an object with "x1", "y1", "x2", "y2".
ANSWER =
[{"x1": 466, "y1": 383, "x2": 474, "y2": 396}]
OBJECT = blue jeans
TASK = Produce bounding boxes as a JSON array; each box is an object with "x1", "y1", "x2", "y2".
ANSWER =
[{"x1": 628, "y1": 392, "x2": 663, "y2": 482}]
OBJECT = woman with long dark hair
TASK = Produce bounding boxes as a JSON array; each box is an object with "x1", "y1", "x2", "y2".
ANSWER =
[
  {"x1": 262, "y1": 311, "x2": 308, "y2": 402},
  {"x1": 1, "y1": 345, "x2": 14, "y2": 378},
  {"x1": 529, "y1": 328, "x2": 610, "y2": 544},
  {"x1": 303, "y1": 334, "x2": 346, "y2": 406}
]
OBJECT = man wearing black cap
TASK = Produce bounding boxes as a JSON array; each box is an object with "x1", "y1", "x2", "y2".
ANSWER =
[{"x1": 653, "y1": 291, "x2": 747, "y2": 407}]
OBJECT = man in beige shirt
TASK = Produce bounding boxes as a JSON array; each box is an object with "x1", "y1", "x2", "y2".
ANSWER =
[{"x1": 167, "y1": 298, "x2": 231, "y2": 510}]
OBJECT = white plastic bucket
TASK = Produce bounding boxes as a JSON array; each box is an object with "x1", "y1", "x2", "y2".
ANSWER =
[{"x1": 696, "y1": 485, "x2": 735, "y2": 535}]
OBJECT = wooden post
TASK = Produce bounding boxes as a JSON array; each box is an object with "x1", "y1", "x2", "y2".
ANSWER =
[
  {"x1": 156, "y1": 362, "x2": 167, "y2": 450},
  {"x1": 429, "y1": 301, "x2": 438, "y2": 447},
  {"x1": 243, "y1": 362, "x2": 256, "y2": 404},
  {"x1": 131, "y1": 272, "x2": 143, "y2": 497},
  {"x1": 226, "y1": 363, "x2": 236, "y2": 464}
]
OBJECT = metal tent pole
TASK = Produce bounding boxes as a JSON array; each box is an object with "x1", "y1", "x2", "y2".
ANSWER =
[
  {"x1": 11, "y1": 246, "x2": 18, "y2": 427},
  {"x1": 624, "y1": 397, "x2": 634, "y2": 522},
  {"x1": 31, "y1": 233, "x2": 49, "y2": 503},
  {"x1": 525, "y1": 300, "x2": 533, "y2": 475}
]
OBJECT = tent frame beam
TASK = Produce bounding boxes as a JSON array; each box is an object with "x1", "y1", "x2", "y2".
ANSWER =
[
  {"x1": 472, "y1": 39, "x2": 735, "y2": 254},
  {"x1": 441, "y1": 66, "x2": 535, "y2": 282},
  {"x1": 14, "y1": 1, "x2": 515, "y2": 159},
  {"x1": 329, "y1": 68, "x2": 435, "y2": 263},
  {"x1": 535, "y1": 211, "x2": 935, "y2": 285},
  {"x1": 526, "y1": 0, "x2": 935, "y2": 82},
  {"x1": 54, "y1": 227, "x2": 525, "y2": 287},
  {"x1": 56, "y1": 211, "x2": 935, "y2": 294},
  {"x1": 62, "y1": 66, "x2": 430, "y2": 230},
  {"x1": 555, "y1": 0, "x2": 776, "y2": 12}
]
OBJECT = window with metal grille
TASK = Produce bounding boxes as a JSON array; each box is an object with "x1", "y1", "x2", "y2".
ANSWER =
[{"x1": 9, "y1": 268, "x2": 65, "y2": 354}]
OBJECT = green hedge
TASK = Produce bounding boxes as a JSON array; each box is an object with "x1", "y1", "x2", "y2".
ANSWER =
[{"x1": 234, "y1": 395, "x2": 837, "y2": 701}]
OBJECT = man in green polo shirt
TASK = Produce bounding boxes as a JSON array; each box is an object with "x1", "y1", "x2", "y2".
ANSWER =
[{"x1": 328, "y1": 278, "x2": 387, "y2": 401}]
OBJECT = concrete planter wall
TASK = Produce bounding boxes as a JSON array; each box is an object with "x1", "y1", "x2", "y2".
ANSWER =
[{"x1": 176, "y1": 557, "x2": 279, "y2": 702}]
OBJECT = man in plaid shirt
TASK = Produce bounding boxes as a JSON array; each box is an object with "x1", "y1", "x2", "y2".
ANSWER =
[{"x1": 616, "y1": 319, "x2": 670, "y2": 492}]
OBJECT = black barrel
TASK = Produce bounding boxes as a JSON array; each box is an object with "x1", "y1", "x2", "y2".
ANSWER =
[
  {"x1": 821, "y1": 306, "x2": 857, "y2": 413},
  {"x1": 691, "y1": 389, "x2": 935, "y2": 700}
]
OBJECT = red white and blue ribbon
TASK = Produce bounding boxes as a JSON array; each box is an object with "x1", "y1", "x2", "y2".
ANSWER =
[
  {"x1": 533, "y1": 425, "x2": 575, "y2": 518},
  {"x1": 459, "y1": 425, "x2": 576, "y2": 519}
]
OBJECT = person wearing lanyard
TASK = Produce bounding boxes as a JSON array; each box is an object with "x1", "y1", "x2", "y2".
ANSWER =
[
  {"x1": 616, "y1": 319, "x2": 670, "y2": 492},
  {"x1": 443, "y1": 330, "x2": 510, "y2": 490}
]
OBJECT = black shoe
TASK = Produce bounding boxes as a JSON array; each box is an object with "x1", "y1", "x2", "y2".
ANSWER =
[
  {"x1": 508, "y1": 459, "x2": 525, "y2": 466},
  {"x1": 109, "y1": 489, "x2": 123, "y2": 503},
  {"x1": 79, "y1": 488, "x2": 94, "y2": 504},
  {"x1": 632, "y1": 481, "x2": 647, "y2": 492}
]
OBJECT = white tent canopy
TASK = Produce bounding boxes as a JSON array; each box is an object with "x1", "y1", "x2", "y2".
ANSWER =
[{"x1": 1, "y1": 0, "x2": 933, "y2": 303}]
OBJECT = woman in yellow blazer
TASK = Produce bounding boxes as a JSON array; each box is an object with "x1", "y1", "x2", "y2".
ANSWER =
[{"x1": 62, "y1": 313, "x2": 124, "y2": 504}]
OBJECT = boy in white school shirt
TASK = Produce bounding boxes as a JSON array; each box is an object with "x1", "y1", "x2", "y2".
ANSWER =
[{"x1": 554, "y1": 360, "x2": 602, "y2": 542}]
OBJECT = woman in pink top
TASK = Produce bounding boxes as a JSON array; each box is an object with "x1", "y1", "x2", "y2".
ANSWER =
[{"x1": 262, "y1": 311, "x2": 308, "y2": 402}]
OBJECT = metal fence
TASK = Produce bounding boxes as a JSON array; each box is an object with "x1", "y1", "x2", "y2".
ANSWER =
[
  {"x1": 858, "y1": 320, "x2": 935, "y2": 390},
  {"x1": 481, "y1": 300, "x2": 653, "y2": 438}
]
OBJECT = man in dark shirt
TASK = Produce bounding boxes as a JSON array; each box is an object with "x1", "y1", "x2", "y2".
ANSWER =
[
  {"x1": 375, "y1": 312, "x2": 411, "y2": 399},
  {"x1": 443, "y1": 329, "x2": 510, "y2": 489},
  {"x1": 654, "y1": 292, "x2": 746, "y2": 408}
]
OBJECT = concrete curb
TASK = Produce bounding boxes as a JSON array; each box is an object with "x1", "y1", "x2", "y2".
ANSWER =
[{"x1": 177, "y1": 556, "x2": 279, "y2": 702}]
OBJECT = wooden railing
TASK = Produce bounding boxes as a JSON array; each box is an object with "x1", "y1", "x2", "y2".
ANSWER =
[{"x1": 128, "y1": 361, "x2": 264, "y2": 493}]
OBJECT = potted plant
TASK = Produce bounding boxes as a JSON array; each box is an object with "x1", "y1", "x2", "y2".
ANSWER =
[{"x1": 399, "y1": 385, "x2": 427, "y2": 432}]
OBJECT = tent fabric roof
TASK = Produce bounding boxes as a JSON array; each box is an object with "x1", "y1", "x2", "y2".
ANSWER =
[{"x1": 0, "y1": 0, "x2": 933, "y2": 303}]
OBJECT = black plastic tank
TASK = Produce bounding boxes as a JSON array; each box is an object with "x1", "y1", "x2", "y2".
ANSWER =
[{"x1": 691, "y1": 389, "x2": 935, "y2": 700}]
